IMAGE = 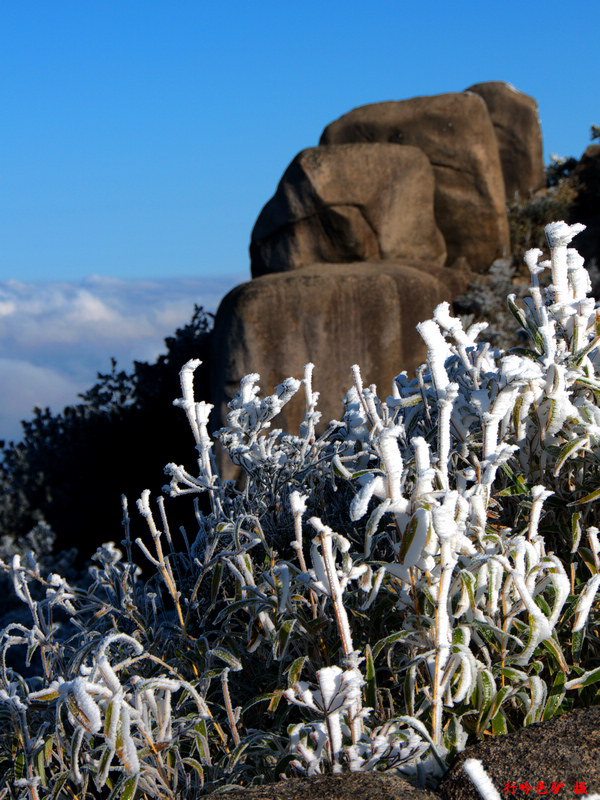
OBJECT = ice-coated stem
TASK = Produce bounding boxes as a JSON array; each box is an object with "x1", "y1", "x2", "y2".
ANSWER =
[
  {"x1": 437, "y1": 383, "x2": 458, "y2": 489},
  {"x1": 431, "y1": 493, "x2": 459, "y2": 747},
  {"x1": 309, "y1": 518, "x2": 364, "y2": 742}
]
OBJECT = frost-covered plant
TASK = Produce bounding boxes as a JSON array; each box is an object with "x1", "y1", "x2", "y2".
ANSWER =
[{"x1": 2, "y1": 221, "x2": 600, "y2": 797}]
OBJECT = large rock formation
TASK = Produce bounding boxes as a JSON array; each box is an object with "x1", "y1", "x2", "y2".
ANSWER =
[
  {"x1": 250, "y1": 143, "x2": 446, "y2": 278},
  {"x1": 212, "y1": 82, "x2": 542, "y2": 463},
  {"x1": 319, "y1": 91, "x2": 510, "y2": 272},
  {"x1": 466, "y1": 81, "x2": 545, "y2": 199},
  {"x1": 211, "y1": 262, "x2": 470, "y2": 439}
]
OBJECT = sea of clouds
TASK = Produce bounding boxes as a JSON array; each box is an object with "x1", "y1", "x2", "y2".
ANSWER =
[{"x1": 0, "y1": 274, "x2": 244, "y2": 445}]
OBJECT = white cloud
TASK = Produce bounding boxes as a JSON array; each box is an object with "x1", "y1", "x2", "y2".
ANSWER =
[{"x1": 0, "y1": 274, "x2": 244, "y2": 443}]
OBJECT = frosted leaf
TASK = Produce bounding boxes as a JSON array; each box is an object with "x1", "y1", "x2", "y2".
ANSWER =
[
  {"x1": 70, "y1": 677, "x2": 102, "y2": 734},
  {"x1": 399, "y1": 508, "x2": 430, "y2": 568},
  {"x1": 500, "y1": 355, "x2": 543, "y2": 384},
  {"x1": 350, "y1": 474, "x2": 386, "y2": 521},
  {"x1": 572, "y1": 574, "x2": 600, "y2": 632}
]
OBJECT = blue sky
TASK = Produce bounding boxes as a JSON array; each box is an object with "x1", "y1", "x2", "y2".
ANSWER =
[
  {"x1": 2, "y1": 0, "x2": 598, "y2": 283},
  {"x1": 0, "y1": 0, "x2": 598, "y2": 442}
]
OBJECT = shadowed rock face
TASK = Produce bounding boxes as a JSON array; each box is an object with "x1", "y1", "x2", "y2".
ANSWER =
[
  {"x1": 250, "y1": 143, "x2": 447, "y2": 278},
  {"x1": 210, "y1": 261, "x2": 470, "y2": 452},
  {"x1": 466, "y1": 81, "x2": 545, "y2": 199},
  {"x1": 571, "y1": 145, "x2": 600, "y2": 269},
  {"x1": 319, "y1": 92, "x2": 510, "y2": 272}
]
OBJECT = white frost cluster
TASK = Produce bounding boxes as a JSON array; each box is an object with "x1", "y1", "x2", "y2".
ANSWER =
[{"x1": 4, "y1": 221, "x2": 600, "y2": 792}]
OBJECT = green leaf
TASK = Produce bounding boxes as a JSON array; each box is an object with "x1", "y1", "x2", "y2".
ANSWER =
[
  {"x1": 509, "y1": 347, "x2": 540, "y2": 359},
  {"x1": 553, "y1": 436, "x2": 589, "y2": 477},
  {"x1": 565, "y1": 665, "x2": 600, "y2": 690},
  {"x1": 274, "y1": 619, "x2": 295, "y2": 662},
  {"x1": 51, "y1": 773, "x2": 70, "y2": 800},
  {"x1": 97, "y1": 748, "x2": 114, "y2": 787},
  {"x1": 497, "y1": 471, "x2": 529, "y2": 496},
  {"x1": 372, "y1": 630, "x2": 413, "y2": 662},
  {"x1": 182, "y1": 756, "x2": 205, "y2": 783},
  {"x1": 572, "y1": 336, "x2": 600, "y2": 366},
  {"x1": 268, "y1": 689, "x2": 284, "y2": 713},
  {"x1": 568, "y1": 486, "x2": 600, "y2": 506},
  {"x1": 396, "y1": 513, "x2": 420, "y2": 565},
  {"x1": 475, "y1": 669, "x2": 496, "y2": 733},
  {"x1": 491, "y1": 710, "x2": 508, "y2": 735},
  {"x1": 214, "y1": 596, "x2": 272, "y2": 624},
  {"x1": 542, "y1": 672, "x2": 566, "y2": 721},
  {"x1": 286, "y1": 655, "x2": 307, "y2": 688},
  {"x1": 496, "y1": 666, "x2": 529, "y2": 684},
  {"x1": 575, "y1": 375, "x2": 600, "y2": 391},
  {"x1": 540, "y1": 636, "x2": 569, "y2": 673},
  {"x1": 477, "y1": 681, "x2": 510, "y2": 735},
  {"x1": 578, "y1": 547, "x2": 598, "y2": 575},
  {"x1": 211, "y1": 648, "x2": 243, "y2": 673},
  {"x1": 273, "y1": 753, "x2": 298, "y2": 780},
  {"x1": 404, "y1": 665, "x2": 416, "y2": 717},
  {"x1": 108, "y1": 774, "x2": 139, "y2": 800},
  {"x1": 43, "y1": 735, "x2": 54, "y2": 764},
  {"x1": 398, "y1": 393, "x2": 423, "y2": 408},
  {"x1": 194, "y1": 721, "x2": 211, "y2": 763},
  {"x1": 507, "y1": 296, "x2": 528, "y2": 331},
  {"x1": 524, "y1": 676, "x2": 547, "y2": 725},
  {"x1": 29, "y1": 687, "x2": 62, "y2": 703},
  {"x1": 211, "y1": 562, "x2": 223, "y2": 605},
  {"x1": 571, "y1": 511, "x2": 583, "y2": 554},
  {"x1": 332, "y1": 455, "x2": 352, "y2": 479},
  {"x1": 228, "y1": 740, "x2": 250, "y2": 770},
  {"x1": 365, "y1": 644, "x2": 377, "y2": 711},
  {"x1": 104, "y1": 699, "x2": 115, "y2": 740},
  {"x1": 33, "y1": 746, "x2": 47, "y2": 789},
  {"x1": 350, "y1": 469, "x2": 375, "y2": 480}
]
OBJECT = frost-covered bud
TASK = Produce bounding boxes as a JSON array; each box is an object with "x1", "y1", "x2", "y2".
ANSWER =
[
  {"x1": 417, "y1": 319, "x2": 451, "y2": 394},
  {"x1": 434, "y1": 301, "x2": 471, "y2": 346},
  {"x1": 290, "y1": 491, "x2": 308, "y2": 517},
  {"x1": 524, "y1": 248, "x2": 544, "y2": 275},
  {"x1": 432, "y1": 492, "x2": 459, "y2": 543},
  {"x1": 545, "y1": 221, "x2": 586, "y2": 248},
  {"x1": 529, "y1": 485, "x2": 554, "y2": 540},
  {"x1": 567, "y1": 248, "x2": 592, "y2": 302},
  {"x1": 546, "y1": 222, "x2": 586, "y2": 307}
]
